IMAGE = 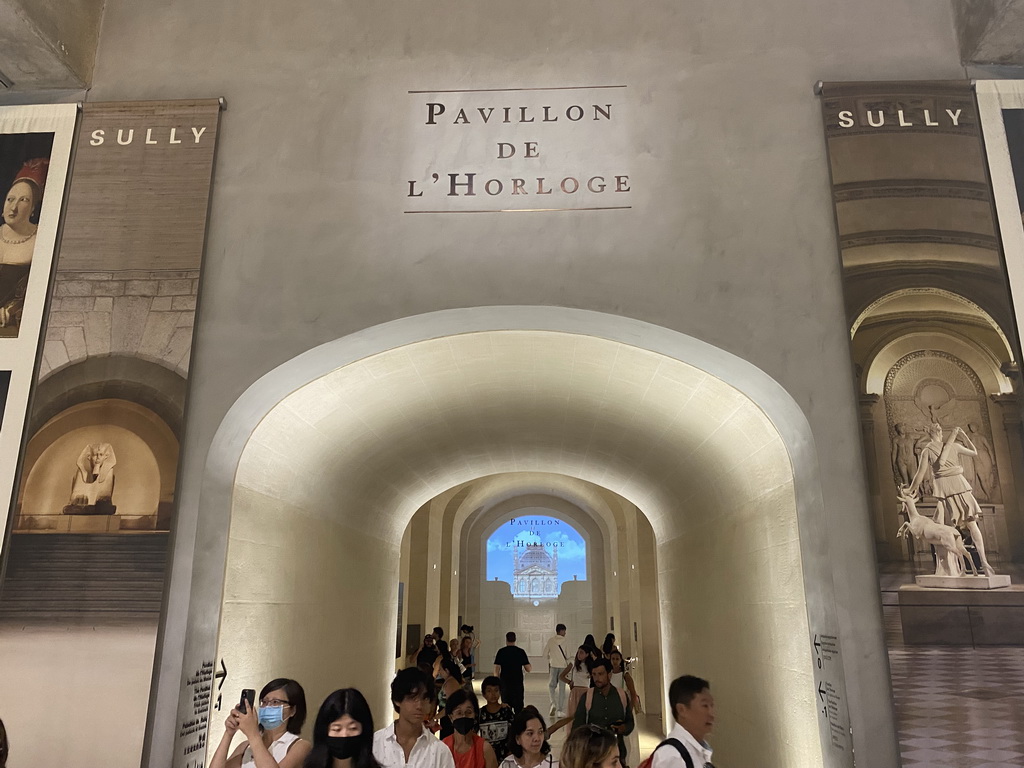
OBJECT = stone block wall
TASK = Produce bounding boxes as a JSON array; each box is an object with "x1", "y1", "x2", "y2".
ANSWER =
[{"x1": 40, "y1": 270, "x2": 199, "y2": 380}]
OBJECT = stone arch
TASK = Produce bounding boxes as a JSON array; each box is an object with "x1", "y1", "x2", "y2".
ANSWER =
[{"x1": 148, "y1": 306, "x2": 860, "y2": 768}]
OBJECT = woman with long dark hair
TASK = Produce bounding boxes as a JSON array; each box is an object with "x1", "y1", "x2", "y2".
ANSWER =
[
  {"x1": 456, "y1": 634, "x2": 479, "y2": 686},
  {"x1": 600, "y1": 634, "x2": 617, "y2": 657},
  {"x1": 559, "y1": 647, "x2": 592, "y2": 721},
  {"x1": 438, "y1": 659, "x2": 466, "y2": 738},
  {"x1": 303, "y1": 688, "x2": 381, "y2": 768}
]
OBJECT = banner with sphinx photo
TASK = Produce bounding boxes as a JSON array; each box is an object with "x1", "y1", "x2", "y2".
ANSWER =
[
  {"x1": 0, "y1": 100, "x2": 221, "y2": 611},
  {"x1": 819, "y1": 81, "x2": 1024, "y2": 643}
]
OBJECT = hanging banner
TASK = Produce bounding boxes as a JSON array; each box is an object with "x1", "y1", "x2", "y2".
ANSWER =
[
  {"x1": 819, "y1": 81, "x2": 1024, "y2": 630},
  {"x1": 4, "y1": 98, "x2": 220, "y2": 550},
  {"x1": 977, "y1": 81, "x2": 1024, "y2": 354},
  {"x1": 0, "y1": 98, "x2": 221, "y2": 768},
  {"x1": 0, "y1": 103, "x2": 77, "y2": 546}
]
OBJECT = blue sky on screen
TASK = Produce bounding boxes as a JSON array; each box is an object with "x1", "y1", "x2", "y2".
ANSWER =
[{"x1": 486, "y1": 510, "x2": 587, "y2": 591}]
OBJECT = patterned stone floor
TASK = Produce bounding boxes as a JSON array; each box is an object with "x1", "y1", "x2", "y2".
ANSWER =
[
  {"x1": 883, "y1": 563, "x2": 1024, "y2": 768},
  {"x1": 890, "y1": 646, "x2": 1024, "y2": 767}
]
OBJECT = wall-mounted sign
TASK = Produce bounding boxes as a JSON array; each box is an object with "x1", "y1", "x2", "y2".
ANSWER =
[{"x1": 404, "y1": 85, "x2": 632, "y2": 214}]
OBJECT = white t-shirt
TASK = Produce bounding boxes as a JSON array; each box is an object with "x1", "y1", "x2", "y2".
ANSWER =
[
  {"x1": 543, "y1": 634, "x2": 568, "y2": 667},
  {"x1": 499, "y1": 754, "x2": 559, "y2": 768},
  {"x1": 649, "y1": 722, "x2": 712, "y2": 768},
  {"x1": 568, "y1": 664, "x2": 591, "y2": 687},
  {"x1": 373, "y1": 723, "x2": 457, "y2": 768},
  {"x1": 242, "y1": 731, "x2": 300, "y2": 766}
]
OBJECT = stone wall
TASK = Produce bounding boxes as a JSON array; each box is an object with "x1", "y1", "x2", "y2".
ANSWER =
[{"x1": 40, "y1": 269, "x2": 199, "y2": 380}]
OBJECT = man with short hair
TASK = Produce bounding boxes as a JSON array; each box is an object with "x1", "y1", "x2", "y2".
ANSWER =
[
  {"x1": 571, "y1": 658, "x2": 634, "y2": 764},
  {"x1": 373, "y1": 667, "x2": 456, "y2": 768},
  {"x1": 493, "y1": 630, "x2": 532, "y2": 712},
  {"x1": 650, "y1": 675, "x2": 715, "y2": 768},
  {"x1": 543, "y1": 623, "x2": 569, "y2": 716}
]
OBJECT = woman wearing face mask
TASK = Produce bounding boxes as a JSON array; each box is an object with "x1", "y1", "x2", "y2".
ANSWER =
[
  {"x1": 500, "y1": 707, "x2": 556, "y2": 768},
  {"x1": 441, "y1": 689, "x2": 498, "y2": 768},
  {"x1": 303, "y1": 688, "x2": 380, "y2": 768},
  {"x1": 559, "y1": 725, "x2": 619, "y2": 768},
  {"x1": 211, "y1": 677, "x2": 311, "y2": 768}
]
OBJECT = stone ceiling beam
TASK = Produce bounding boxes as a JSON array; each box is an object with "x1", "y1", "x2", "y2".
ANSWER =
[
  {"x1": 954, "y1": 0, "x2": 1024, "y2": 66},
  {"x1": 0, "y1": 0, "x2": 103, "y2": 91}
]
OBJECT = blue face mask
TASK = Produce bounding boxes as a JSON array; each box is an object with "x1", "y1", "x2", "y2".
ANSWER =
[{"x1": 258, "y1": 705, "x2": 286, "y2": 729}]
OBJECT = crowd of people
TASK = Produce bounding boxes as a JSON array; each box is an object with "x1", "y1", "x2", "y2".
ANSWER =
[{"x1": 208, "y1": 624, "x2": 716, "y2": 768}]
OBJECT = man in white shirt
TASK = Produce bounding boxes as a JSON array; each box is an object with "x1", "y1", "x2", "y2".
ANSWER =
[
  {"x1": 650, "y1": 675, "x2": 714, "y2": 768},
  {"x1": 373, "y1": 667, "x2": 456, "y2": 768},
  {"x1": 543, "y1": 623, "x2": 569, "y2": 715}
]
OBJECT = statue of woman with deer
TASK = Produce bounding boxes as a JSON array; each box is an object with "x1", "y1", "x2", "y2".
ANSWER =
[{"x1": 901, "y1": 422, "x2": 996, "y2": 578}]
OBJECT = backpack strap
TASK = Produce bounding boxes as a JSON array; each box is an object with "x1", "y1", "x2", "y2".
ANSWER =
[
  {"x1": 654, "y1": 738, "x2": 693, "y2": 768},
  {"x1": 615, "y1": 685, "x2": 627, "y2": 711}
]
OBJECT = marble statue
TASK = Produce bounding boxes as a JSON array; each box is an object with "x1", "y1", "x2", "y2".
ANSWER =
[
  {"x1": 63, "y1": 443, "x2": 117, "y2": 515},
  {"x1": 897, "y1": 486, "x2": 976, "y2": 578},
  {"x1": 965, "y1": 422, "x2": 996, "y2": 501},
  {"x1": 907, "y1": 423, "x2": 995, "y2": 577},
  {"x1": 891, "y1": 422, "x2": 917, "y2": 486}
]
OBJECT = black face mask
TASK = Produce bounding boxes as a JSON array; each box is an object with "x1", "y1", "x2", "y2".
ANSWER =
[
  {"x1": 326, "y1": 735, "x2": 361, "y2": 759},
  {"x1": 452, "y1": 717, "x2": 476, "y2": 735}
]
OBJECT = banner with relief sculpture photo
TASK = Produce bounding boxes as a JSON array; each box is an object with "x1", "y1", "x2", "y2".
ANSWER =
[
  {"x1": 0, "y1": 100, "x2": 221, "y2": 625},
  {"x1": 818, "y1": 81, "x2": 1024, "y2": 644}
]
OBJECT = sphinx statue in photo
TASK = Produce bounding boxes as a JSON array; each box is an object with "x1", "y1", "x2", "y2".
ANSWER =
[
  {"x1": 897, "y1": 423, "x2": 1009, "y2": 588},
  {"x1": 63, "y1": 443, "x2": 117, "y2": 515}
]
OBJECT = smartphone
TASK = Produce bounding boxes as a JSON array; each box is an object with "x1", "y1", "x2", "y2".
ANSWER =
[{"x1": 239, "y1": 688, "x2": 256, "y2": 713}]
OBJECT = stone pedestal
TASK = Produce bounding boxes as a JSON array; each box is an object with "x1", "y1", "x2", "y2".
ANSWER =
[
  {"x1": 899, "y1": 583, "x2": 1024, "y2": 645},
  {"x1": 915, "y1": 574, "x2": 1011, "y2": 589}
]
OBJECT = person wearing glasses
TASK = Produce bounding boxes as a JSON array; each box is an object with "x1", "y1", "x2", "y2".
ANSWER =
[{"x1": 211, "y1": 677, "x2": 311, "y2": 768}]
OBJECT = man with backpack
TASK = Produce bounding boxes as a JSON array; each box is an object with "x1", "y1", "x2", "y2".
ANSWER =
[
  {"x1": 644, "y1": 675, "x2": 715, "y2": 768},
  {"x1": 571, "y1": 658, "x2": 634, "y2": 764}
]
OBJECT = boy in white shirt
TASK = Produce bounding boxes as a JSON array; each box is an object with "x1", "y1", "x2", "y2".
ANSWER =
[{"x1": 374, "y1": 668, "x2": 456, "y2": 768}]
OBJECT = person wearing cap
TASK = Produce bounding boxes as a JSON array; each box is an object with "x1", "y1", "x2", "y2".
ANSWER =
[{"x1": 0, "y1": 158, "x2": 48, "y2": 331}]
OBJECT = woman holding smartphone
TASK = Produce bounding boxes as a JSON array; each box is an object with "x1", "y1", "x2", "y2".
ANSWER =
[{"x1": 211, "y1": 678, "x2": 312, "y2": 768}]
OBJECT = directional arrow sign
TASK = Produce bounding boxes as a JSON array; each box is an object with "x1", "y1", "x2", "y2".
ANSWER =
[
  {"x1": 818, "y1": 681, "x2": 827, "y2": 702},
  {"x1": 215, "y1": 658, "x2": 228, "y2": 691}
]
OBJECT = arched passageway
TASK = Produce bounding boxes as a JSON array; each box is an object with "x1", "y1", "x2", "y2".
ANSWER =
[{"x1": 147, "y1": 307, "x2": 862, "y2": 768}]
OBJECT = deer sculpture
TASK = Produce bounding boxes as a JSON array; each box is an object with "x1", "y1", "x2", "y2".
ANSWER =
[{"x1": 896, "y1": 485, "x2": 977, "y2": 578}]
